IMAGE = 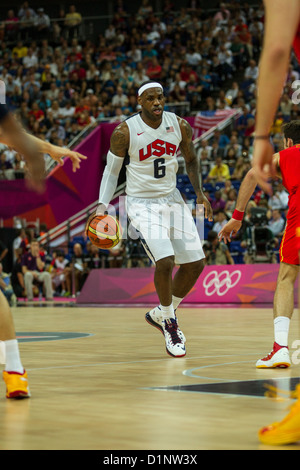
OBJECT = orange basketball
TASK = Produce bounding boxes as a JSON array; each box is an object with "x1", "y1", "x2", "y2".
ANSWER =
[{"x1": 87, "y1": 214, "x2": 122, "y2": 249}]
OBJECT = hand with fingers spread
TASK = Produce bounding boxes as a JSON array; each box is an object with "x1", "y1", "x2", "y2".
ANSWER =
[
  {"x1": 218, "y1": 218, "x2": 242, "y2": 244},
  {"x1": 47, "y1": 145, "x2": 87, "y2": 172}
]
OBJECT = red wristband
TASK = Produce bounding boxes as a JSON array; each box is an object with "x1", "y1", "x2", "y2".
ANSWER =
[{"x1": 232, "y1": 209, "x2": 244, "y2": 221}]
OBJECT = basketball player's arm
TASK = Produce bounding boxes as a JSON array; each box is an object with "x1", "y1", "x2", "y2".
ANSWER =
[
  {"x1": 178, "y1": 118, "x2": 213, "y2": 221},
  {"x1": 252, "y1": 0, "x2": 300, "y2": 194},
  {"x1": 0, "y1": 127, "x2": 87, "y2": 173},
  {"x1": 0, "y1": 108, "x2": 45, "y2": 192},
  {"x1": 85, "y1": 123, "x2": 127, "y2": 233},
  {"x1": 219, "y1": 154, "x2": 281, "y2": 243}
]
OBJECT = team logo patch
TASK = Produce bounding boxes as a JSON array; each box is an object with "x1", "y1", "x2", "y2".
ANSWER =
[{"x1": 16, "y1": 332, "x2": 93, "y2": 343}]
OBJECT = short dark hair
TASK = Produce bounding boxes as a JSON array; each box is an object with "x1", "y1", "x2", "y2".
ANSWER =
[{"x1": 281, "y1": 120, "x2": 300, "y2": 144}]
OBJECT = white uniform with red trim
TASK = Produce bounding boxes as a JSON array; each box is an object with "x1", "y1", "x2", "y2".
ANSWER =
[{"x1": 125, "y1": 111, "x2": 205, "y2": 264}]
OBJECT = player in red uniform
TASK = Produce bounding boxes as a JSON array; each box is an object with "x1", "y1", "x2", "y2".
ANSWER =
[
  {"x1": 219, "y1": 121, "x2": 300, "y2": 444},
  {"x1": 219, "y1": 121, "x2": 300, "y2": 367}
]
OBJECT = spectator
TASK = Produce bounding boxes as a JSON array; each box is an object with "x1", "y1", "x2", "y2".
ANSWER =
[
  {"x1": 4, "y1": 10, "x2": 19, "y2": 41},
  {"x1": 65, "y1": 5, "x2": 82, "y2": 39},
  {"x1": 212, "y1": 210, "x2": 228, "y2": 233},
  {"x1": 11, "y1": 248, "x2": 26, "y2": 299},
  {"x1": 0, "y1": 262, "x2": 16, "y2": 306},
  {"x1": 279, "y1": 93, "x2": 293, "y2": 121},
  {"x1": 21, "y1": 239, "x2": 53, "y2": 301},
  {"x1": 69, "y1": 242, "x2": 87, "y2": 294},
  {"x1": 22, "y1": 47, "x2": 38, "y2": 69},
  {"x1": 206, "y1": 156, "x2": 231, "y2": 183},
  {"x1": 211, "y1": 190, "x2": 226, "y2": 214},
  {"x1": 111, "y1": 86, "x2": 129, "y2": 109},
  {"x1": 12, "y1": 228, "x2": 27, "y2": 264},
  {"x1": 244, "y1": 59, "x2": 258, "y2": 82},
  {"x1": 224, "y1": 135, "x2": 242, "y2": 158},
  {"x1": 34, "y1": 8, "x2": 51, "y2": 39},
  {"x1": 203, "y1": 230, "x2": 234, "y2": 265},
  {"x1": 268, "y1": 182, "x2": 289, "y2": 210},
  {"x1": 146, "y1": 56, "x2": 162, "y2": 80},
  {"x1": 108, "y1": 240, "x2": 125, "y2": 268},
  {"x1": 225, "y1": 188, "x2": 237, "y2": 216},
  {"x1": 19, "y1": 8, "x2": 36, "y2": 40},
  {"x1": 268, "y1": 209, "x2": 286, "y2": 237},
  {"x1": 231, "y1": 156, "x2": 249, "y2": 180},
  {"x1": 214, "y1": 3, "x2": 231, "y2": 24},
  {"x1": 50, "y1": 250, "x2": 71, "y2": 296},
  {"x1": 197, "y1": 139, "x2": 213, "y2": 160}
]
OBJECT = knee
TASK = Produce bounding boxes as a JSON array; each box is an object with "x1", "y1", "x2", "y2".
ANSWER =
[
  {"x1": 24, "y1": 271, "x2": 32, "y2": 281},
  {"x1": 156, "y1": 256, "x2": 175, "y2": 274},
  {"x1": 185, "y1": 259, "x2": 205, "y2": 278}
]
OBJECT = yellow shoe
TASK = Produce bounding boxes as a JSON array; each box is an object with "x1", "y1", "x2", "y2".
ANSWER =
[
  {"x1": 3, "y1": 370, "x2": 31, "y2": 399},
  {"x1": 258, "y1": 385, "x2": 300, "y2": 445}
]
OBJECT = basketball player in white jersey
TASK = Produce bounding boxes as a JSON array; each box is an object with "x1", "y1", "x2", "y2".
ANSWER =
[
  {"x1": 87, "y1": 81, "x2": 212, "y2": 357},
  {"x1": 0, "y1": 104, "x2": 87, "y2": 398}
]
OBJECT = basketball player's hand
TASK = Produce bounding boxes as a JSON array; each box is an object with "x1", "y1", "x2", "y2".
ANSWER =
[
  {"x1": 252, "y1": 139, "x2": 275, "y2": 195},
  {"x1": 48, "y1": 145, "x2": 87, "y2": 172},
  {"x1": 218, "y1": 219, "x2": 242, "y2": 244},
  {"x1": 196, "y1": 191, "x2": 213, "y2": 221},
  {"x1": 85, "y1": 204, "x2": 107, "y2": 237}
]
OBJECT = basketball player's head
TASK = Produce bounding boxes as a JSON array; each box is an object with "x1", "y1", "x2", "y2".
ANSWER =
[
  {"x1": 137, "y1": 81, "x2": 165, "y2": 122},
  {"x1": 282, "y1": 120, "x2": 300, "y2": 148}
]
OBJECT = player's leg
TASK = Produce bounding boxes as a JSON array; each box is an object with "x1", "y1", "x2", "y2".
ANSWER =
[
  {"x1": 258, "y1": 228, "x2": 300, "y2": 445},
  {"x1": 256, "y1": 262, "x2": 298, "y2": 368},
  {"x1": 154, "y1": 255, "x2": 175, "y2": 311},
  {"x1": 172, "y1": 258, "x2": 205, "y2": 304},
  {"x1": 0, "y1": 290, "x2": 30, "y2": 398},
  {"x1": 258, "y1": 384, "x2": 300, "y2": 445},
  {"x1": 127, "y1": 196, "x2": 185, "y2": 357},
  {"x1": 169, "y1": 190, "x2": 206, "y2": 312}
]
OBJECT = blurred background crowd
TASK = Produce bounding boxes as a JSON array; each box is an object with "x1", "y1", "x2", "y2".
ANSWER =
[{"x1": 0, "y1": 0, "x2": 297, "y2": 302}]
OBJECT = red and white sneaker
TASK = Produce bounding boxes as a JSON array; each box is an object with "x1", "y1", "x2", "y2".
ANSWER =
[
  {"x1": 256, "y1": 342, "x2": 291, "y2": 369},
  {"x1": 145, "y1": 306, "x2": 186, "y2": 343}
]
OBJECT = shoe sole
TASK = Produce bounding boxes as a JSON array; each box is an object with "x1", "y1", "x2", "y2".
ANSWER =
[
  {"x1": 258, "y1": 428, "x2": 300, "y2": 446},
  {"x1": 145, "y1": 312, "x2": 186, "y2": 358},
  {"x1": 6, "y1": 390, "x2": 30, "y2": 399},
  {"x1": 256, "y1": 362, "x2": 291, "y2": 369}
]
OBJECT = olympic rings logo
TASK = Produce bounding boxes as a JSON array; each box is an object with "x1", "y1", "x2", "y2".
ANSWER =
[{"x1": 203, "y1": 270, "x2": 242, "y2": 296}]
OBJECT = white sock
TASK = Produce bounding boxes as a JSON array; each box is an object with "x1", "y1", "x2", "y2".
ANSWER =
[
  {"x1": 274, "y1": 316, "x2": 290, "y2": 347},
  {"x1": 160, "y1": 303, "x2": 175, "y2": 320},
  {"x1": 172, "y1": 295, "x2": 183, "y2": 311},
  {"x1": 4, "y1": 339, "x2": 24, "y2": 373}
]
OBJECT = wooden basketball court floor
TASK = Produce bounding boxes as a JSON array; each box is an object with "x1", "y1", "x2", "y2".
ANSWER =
[{"x1": 0, "y1": 302, "x2": 300, "y2": 451}]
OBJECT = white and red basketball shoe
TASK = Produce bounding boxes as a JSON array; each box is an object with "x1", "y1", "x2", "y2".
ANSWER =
[
  {"x1": 161, "y1": 318, "x2": 186, "y2": 358},
  {"x1": 256, "y1": 342, "x2": 291, "y2": 369},
  {"x1": 145, "y1": 307, "x2": 186, "y2": 357},
  {"x1": 145, "y1": 306, "x2": 186, "y2": 343}
]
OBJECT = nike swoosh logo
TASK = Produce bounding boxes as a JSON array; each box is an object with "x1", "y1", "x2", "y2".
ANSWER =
[{"x1": 137, "y1": 132, "x2": 144, "y2": 135}]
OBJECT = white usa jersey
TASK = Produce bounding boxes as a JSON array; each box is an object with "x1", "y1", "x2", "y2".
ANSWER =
[{"x1": 125, "y1": 111, "x2": 182, "y2": 197}]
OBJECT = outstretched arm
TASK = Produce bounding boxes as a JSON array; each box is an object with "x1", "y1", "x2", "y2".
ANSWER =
[
  {"x1": 252, "y1": 0, "x2": 300, "y2": 193},
  {"x1": 0, "y1": 128, "x2": 87, "y2": 174},
  {"x1": 219, "y1": 153, "x2": 280, "y2": 243},
  {"x1": 85, "y1": 122, "x2": 128, "y2": 233},
  {"x1": 179, "y1": 118, "x2": 213, "y2": 221},
  {"x1": 0, "y1": 109, "x2": 45, "y2": 192},
  {"x1": 218, "y1": 168, "x2": 258, "y2": 243}
]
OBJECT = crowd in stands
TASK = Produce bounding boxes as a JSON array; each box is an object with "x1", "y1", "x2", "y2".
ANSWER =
[
  {"x1": 0, "y1": 0, "x2": 299, "y2": 301},
  {"x1": 0, "y1": 225, "x2": 151, "y2": 304}
]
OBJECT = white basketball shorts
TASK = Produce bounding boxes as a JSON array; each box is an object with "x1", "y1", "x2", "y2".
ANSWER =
[{"x1": 126, "y1": 188, "x2": 205, "y2": 265}]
